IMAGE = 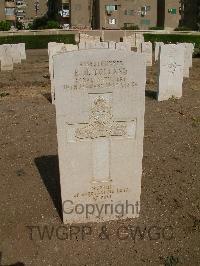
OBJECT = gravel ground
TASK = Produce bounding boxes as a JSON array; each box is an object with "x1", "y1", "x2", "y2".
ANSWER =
[{"x1": 0, "y1": 49, "x2": 199, "y2": 266}]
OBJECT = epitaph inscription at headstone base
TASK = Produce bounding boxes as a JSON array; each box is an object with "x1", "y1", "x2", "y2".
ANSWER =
[
  {"x1": 53, "y1": 49, "x2": 146, "y2": 224},
  {"x1": 157, "y1": 44, "x2": 184, "y2": 101}
]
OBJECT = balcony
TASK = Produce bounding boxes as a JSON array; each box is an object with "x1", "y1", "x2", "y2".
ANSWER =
[{"x1": 5, "y1": 1, "x2": 16, "y2": 8}]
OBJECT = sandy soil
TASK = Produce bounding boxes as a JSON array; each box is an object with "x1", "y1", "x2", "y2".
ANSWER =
[{"x1": 0, "y1": 49, "x2": 199, "y2": 266}]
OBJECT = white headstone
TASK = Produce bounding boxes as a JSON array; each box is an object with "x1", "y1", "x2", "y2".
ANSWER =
[
  {"x1": 53, "y1": 49, "x2": 146, "y2": 224},
  {"x1": 178, "y1": 43, "x2": 191, "y2": 78},
  {"x1": 155, "y1": 42, "x2": 164, "y2": 61},
  {"x1": 158, "y1": 44, "x2": 184, "y2": 101},
  {"x1": 135, "y1": 33, "x2": 144, "y2": 50},
  {"x1": 94, "y1": 42, "x2": 109, "y2": 49},
  {"x1": 0, "y1": 44, "x2": 13, "y2": 71},
  {"x1": 188, "y1": 43, "x2": 194, "y2": 67},
  {"x1": 79, "y1": 33, "x2": 101, "y2": 43},
  {"x1": 141, "y1": 42, "x2": 152, "y2": 66},
  {"x1": 49, "y1": 43, "x2": 78, "y2": 103},
  {"x1": 19, "y1": 43, "x2": 26, "y2": 60},
  {"x1": 115, "y1": 42, "x2": 131, "y2": 51},
  {"x1": 108, "y1": 41, "x2": 116, "y2": 49},
  {"x1": 10, "y1": 44, "x2": 21, "y2": 64},
  {"x1": 123, "y1": 35, "x2": 135, "y2": 48}
]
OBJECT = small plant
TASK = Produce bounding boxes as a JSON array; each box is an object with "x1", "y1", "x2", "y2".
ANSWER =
[
  {"x1": 0, "y1": 20, "x2": 11, "y2": 31},
  {"x1": 122, "y1": 24, "x2": 140, "y2": 30},
  {"x1": 174, "y1": 26, "x2": 192, "y2": 31},
  {"x1": 46, "y1": 20, "x2": 60, "y2": 29},
  {"x1": 0, "y1": 92, "x2": 9, "y2": 98},
  {"x1": 149, "y1": 26, "x2": 164, "y2": 30},
  {"x1": 163, "y1": 256, "x2": 179, "y2": 266},
  {"x1": 192, "y1": 116, "x2": 200, "y2": 127},
  {"x1": 16, "y1": 21, "x2": 24, "y2": 30}
]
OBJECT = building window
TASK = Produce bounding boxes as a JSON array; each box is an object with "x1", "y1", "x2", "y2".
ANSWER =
[
  {"x1": 108, "y1": 18, "x2": 116, "y2": 25},
  {"x1": 141, "y1": 19, "x2": 150, "y2": 25},
  {"x1": 5, "y1": 8, "x2": 15, "y2": 16},
  {"x1": 168, "y1": 8, "x2": 177, "y2": 14},
  {"x1": 106, "y1": 5, "x2": 118, "y2": 13},
  {"x1": 124, "y1": 10, "x2": 134, "y2": 16}
]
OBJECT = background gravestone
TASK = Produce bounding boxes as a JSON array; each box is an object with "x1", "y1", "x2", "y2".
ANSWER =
[
  {"x1": 53, "y1": 49, "x2": 146, "y2": 224},
  {"x1": 141, "y1": 42, "x2": 152, "y2": 66},
  {"x1": 1, "y1": 45, "x2": 13, "y2": 71},
  {"x1": 155, "y1": 42, "x2": 164, "y2": 61},
  {"x1": 158, "y1": 44, "x2": 184, "y2": 101}
]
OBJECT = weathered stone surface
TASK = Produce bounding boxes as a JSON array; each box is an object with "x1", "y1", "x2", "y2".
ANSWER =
[
  {"x1": 115, "y1": 42, "x2": 131, "y2": 51},
  {"x1": 0, "y1": 45, "x2": 13, "y2": 71},
  {"x1": 48, "y1": 43, "x2": 65, "y2": 103},
  {"x1": 141, "y1": 42, "x2": 152, "y2": 66},
  {"x1": 157, "y1": 44, "x2": 184, "y2": 101},
  {"x1": 19, "y1": 43, "x2": 26, "y2": 60},
  {"x1": 108, "y1": 41, "x2": 116, "y2": 49},
  {"x1": 178, "y1": 43, "x2": 194, "y2": 77},
  {"x1": 155, "y1": 42, "x2": 164, "y2": 61},
  {"x1": 135, "y1": 33, "x2": 144, "y2": 50},
  {"x1": 53, "y1": 49, "x2": 146, "y2": 224},
  {"x1": 10, "y1": 44, "x2": 21, "y2": 64}
]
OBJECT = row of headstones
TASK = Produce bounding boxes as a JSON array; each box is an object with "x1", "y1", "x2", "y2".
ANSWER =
[
  {"x1": 0, "y1": 43, "x2": 26, "y2": 71},
  {"x1": 48, "y1": 38, "x2": 194, "y2": 104},
  {"x1": 50, "y1": 37, "x2": 195, "y2": 224},
  {"x1": 78, "y1": 34, "x2": 195, "y2": 102}
]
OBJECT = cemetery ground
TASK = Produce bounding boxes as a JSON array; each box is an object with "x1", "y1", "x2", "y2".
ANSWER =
[{"x1": 0, "y1": 49, "x2": 200, "y2": 266}]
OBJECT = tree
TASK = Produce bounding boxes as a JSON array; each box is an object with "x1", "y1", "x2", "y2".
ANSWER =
[{"x1": 47, "y1": 0, "x2": 58, "y2": 20}]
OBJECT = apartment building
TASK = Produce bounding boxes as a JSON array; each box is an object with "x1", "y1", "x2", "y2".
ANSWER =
[
  {"x1": 68, "y1": 0, "x2": 181, "y2": 30},
  {"x1": 69, "y1": 0, "x2": 91, "y2": 29},
  {"x1": 15, "y1": 0, "x2": 48, "y2": 23},
  {"x1": 95, "y1": 0, "x2": 157, "y2": 30},
  {"x1": 157, "y1": 0, "x2": 181, "y2": 29},
  {"x1": 0, "y1": 0, "x2": 16, "y2": 24},
  {"x1": 0, "y1": 0, "x2": 183, "y2": 30},
  {"x1": 0, "y1": 0, "x2": 48, "y2": 25}
]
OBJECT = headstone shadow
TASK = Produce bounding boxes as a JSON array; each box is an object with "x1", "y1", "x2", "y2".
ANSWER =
[
  {"x1": 0, "y1": 252, "x2": 25, "y2": 266},
  {"x1": 34, "y1": 155, "x2": 62, "y2": 220},
  {"x1": 145, "y1": 89, "x2": 157, "y2": 100},
  {"x1": 42, "y1": 93, "x2": 52, "y2": 103}
]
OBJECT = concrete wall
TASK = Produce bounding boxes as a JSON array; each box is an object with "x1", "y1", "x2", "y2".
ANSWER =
[
  {"x1": 70, "y1": 0, "x2": 91, "y2": 29},
  {"x1": 19, "y1": 0, "x2": 48, "y2": 21},
  {"x1": 164, "y1": 0, "x2": 181, "y2": 29},
  {"x1": 0, "y1": 1, "x2": 5, "y2": 21},
  {"x1": 97, "y1": 0, "x2": 157, "y2": 30}
]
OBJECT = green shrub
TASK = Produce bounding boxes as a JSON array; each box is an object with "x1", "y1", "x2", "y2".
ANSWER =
[
  {"x1": 0, "y1": 21, "x2": 11, "y2": 31},
  {"x1": 31, "y1": 16, "x2": 48, "y2": 30},
  {"x1": 174, "y1": 26, "x2": 193, "y2": 31},
  {"x1": 144, "y1": 33, "x2": 200, "y2": 56},
  {"x1": 0, "y1": 34, "x2": 75, "y2": 49},
  {"x1": 30, "y1": 16, "x2": 60, "y2": 30},
  {"x1": 46, "y1": 20, "x2": 60, "y2": 29},
  {"x1": 122, "y1": 24, "x2": 140, "y2": 30},
  {"x1": 149, "y1": 26, "x2": 164, "y2": 30},
  {"x1": 16, "y1": 21, "x2": 23, "y2": 30}
]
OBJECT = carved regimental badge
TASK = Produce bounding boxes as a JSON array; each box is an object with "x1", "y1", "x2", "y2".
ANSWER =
[{"x1": 75, "y1": 96, "x2": 126, "y2": 139}]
